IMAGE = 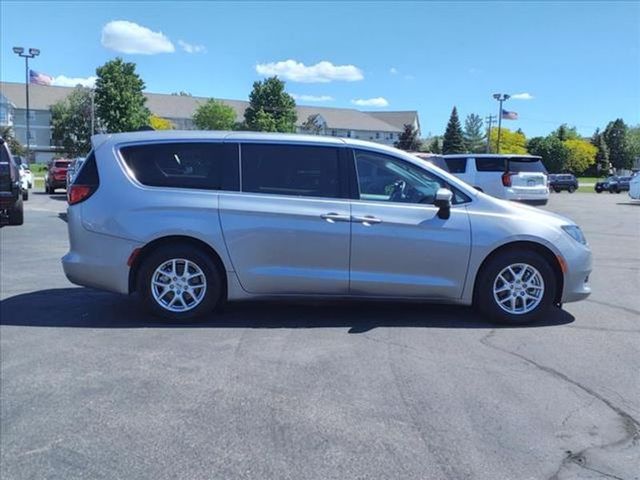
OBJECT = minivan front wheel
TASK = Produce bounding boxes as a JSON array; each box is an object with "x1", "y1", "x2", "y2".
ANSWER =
[
  {"x1": 476, "y1": 249, "x2": 557, "y2": 325},
  {"x1": 139, "y1": 245, "x2": 222, "y2": 320}
]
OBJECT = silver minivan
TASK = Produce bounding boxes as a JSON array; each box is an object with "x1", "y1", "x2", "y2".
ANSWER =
[{"x1": 62, "y1": 131, "x2": 591, "y2": 324}]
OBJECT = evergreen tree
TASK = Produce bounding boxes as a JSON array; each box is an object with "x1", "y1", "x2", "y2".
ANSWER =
[
  {"x1": 427, "y1": 137, "x2": 441, "y2": 154},
  {"x1": 244, "y1": 77, "x2": 297, "y2": 132},
  {"x1": 394, "y1": 124, "x2": 422, "y2": 151},
  {"x1": 603, "y1": 119, "x2": 632, "y2": 170},
  {"x1": 442, "y1": 107, "x2": 465, "y2": 154},
  {"x1": 463, "y1": 113, "x2": 484, "y2": 153},
  {"x1": 591, "y1": 128, "x2": 610, "y2": 175},
  {"x1": 94, "y1": 58, "x2": 150, "y2": 133}
]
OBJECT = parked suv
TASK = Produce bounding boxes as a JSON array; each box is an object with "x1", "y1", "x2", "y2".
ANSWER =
[
  {"x1": 548, "y1": 174, "x2": 579, "y2": 193},
  {"x1": 0, "y1": 138, "x2": 24, "y2": 226},
  {"x1": 63, "y1": 131, "x2": 591, "y2": 324},
  {"x1": 438, "y1": 154, "x2": 549, "y2": 205},
  {"x1": 45, "y1": 158, "x2": 71, "y2": 193},
  {"x1": 607, "y1": 176, "x2": 633, "y2": 194}
]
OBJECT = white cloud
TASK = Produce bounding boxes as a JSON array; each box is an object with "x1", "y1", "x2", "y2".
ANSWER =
[
  {"x1": 511, "y1": 92, "x2": 534, "y2": 100},
  {"x1": 178, "y1": 40, "x2": 206, "y2": 54},
  {"x1": 52, "y1": 75, "x2": 98, "y2": 88},
  {"x1": 255, "y1": 59, "x2": 364, "y2": 83},
  {"x1": 290, "y1": 94, "x2": 334, "y2": 102},
  {"x1": 390, "y1": 67, "x2": 398, "y2": 75},
  {"x1": 351, "y1": 97, "x2": 389, "y2": 107},
  {"x1": 101, "y1": 20, "x2": 175, "y2": 54}
]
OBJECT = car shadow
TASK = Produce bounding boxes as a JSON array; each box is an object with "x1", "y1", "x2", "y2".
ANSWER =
[
  {"x1": 33, "y1": 191, "x2": 67, "y2": 201},
  {"x1": 0, "y1": 288, "x2": 575, "y2": 333},
  {"x1": 616, "y1": 202, "x2": 640, "y2": 206}
]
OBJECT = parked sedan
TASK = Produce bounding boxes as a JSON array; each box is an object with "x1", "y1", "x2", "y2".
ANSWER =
[{"x1": 548, "y1": 174, "x2": 578, "y2": 193}]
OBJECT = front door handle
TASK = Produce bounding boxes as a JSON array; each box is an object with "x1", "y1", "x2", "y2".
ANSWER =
[
  {"x1": 321, "y1": 212, "x2": 351, "y2": 223},
  {"x1": 352, "y1": 215, "x2": 382, "y2": 226}
]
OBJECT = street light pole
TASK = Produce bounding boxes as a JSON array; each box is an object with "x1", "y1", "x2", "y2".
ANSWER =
[
  {"x1": 13, "y1": 47, "x2": 40, "y2": 163},
  {"x1": 492, "y1": 93, "x2": 510, "y2": 154}
]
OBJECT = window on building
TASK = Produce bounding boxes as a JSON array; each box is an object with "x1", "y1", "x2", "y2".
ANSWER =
[
  {"x1": 119, "y1": 142, "x2": 239, "y2": 191},
  {"x1": 376, "y1": 132, "x2": 380, "y2": 139},
  {"x1": 241, "y1": 143, "x2": 341, "y2": 199}
]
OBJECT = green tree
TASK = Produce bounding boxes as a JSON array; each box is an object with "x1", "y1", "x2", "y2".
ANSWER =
[
  {"x1": 149, "y1": 114, "x2": 173, "y2": 130},
  {"x1": 489, "y1": 127, "x2": 527, "y2": 154},
  {"x1": 603, "y1": 119, "x2": 632, "y2": 170},
  {"x1": 50, "y1": 86, "x2": 94, "y2": 157},
  {"x1": 527, "y1": 136, "x2": 568, "y2": 173},
  {"x1": 627, "y1": 125, "x2": 640, "y2": 163},
  {"x1": 552, "y1": 124, "x2": 579, "y2": 141},
  {"x1": 442, "y1": 106, "x2": 465, "y2": 154},
  {"x1": 463, "y1": 113, "x2": 484, "y2": 153},
  {"x1": 0, "y1": 125, "x2": 25, "y2": 157},
  {"x1": 425, "y1": 136, "x2": 441, "y2": 154},
  {"x1": 591, "y1": 129, "x2": 610, "y2": 175},
  {"x1": 94, "y1": 57, "x2": 150, "y2": 133},
  {"x1": 192, "y1": 99, "x2": 236, "y2": 130},
  {"x1": 244, "y1": 77, "x2": 297, "y2": 132},
  {"x1": 395, "y1": 124, "x2": 422, "y2": 151},
  {"x1": 300, "y1": 114, "x2": 323, "y2": 135},
  {"x1": 563, "y1": 139, "x2": 597, "y2": 174}
]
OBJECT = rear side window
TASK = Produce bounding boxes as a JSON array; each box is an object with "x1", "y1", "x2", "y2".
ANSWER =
[
  {"x1": 508, "y1": 158, "x2": 547, "y2": 173},
  {"x1": 54, "y1": 161, "x2": 70, "y2": 168},
  {"x1": 475, "y1": 157, "x2": 506, "y2": 172},
  {"x1": 119, "y1": 142, "x2": 239, "y2": 191},
  {"x1": 444, "y1": 157, "x2": 467, "y2": 173},
  {"x1": 241, "y1": 144, "x2": 341, "y2": 198},
  {"x1": 73, "y1": 152, "x2": 99, "y2": 185}
]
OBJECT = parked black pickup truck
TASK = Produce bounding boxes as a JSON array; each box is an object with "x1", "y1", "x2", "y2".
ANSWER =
[
  {"x1": 548, "y1": 173, "x2": 579, "y2": 193},
  {"x1": 0, "y1": 138, "x2": 24, "y2": 226}
]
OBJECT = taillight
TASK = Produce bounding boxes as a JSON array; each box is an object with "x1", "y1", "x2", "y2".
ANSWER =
[
  {"x1": 502, "y1": 172, "x2": 515, "y2": 187},
  {"x1": 67, "y1": 185, "x2": 95, "y2": 205}
]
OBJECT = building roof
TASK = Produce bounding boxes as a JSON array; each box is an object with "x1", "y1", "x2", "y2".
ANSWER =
[
  {"x1": 0, "y1": 82, "x2": 406, "y2": 133},
  {"x1": 368, "y1": 111, "x2": 419, "y2": 131}
]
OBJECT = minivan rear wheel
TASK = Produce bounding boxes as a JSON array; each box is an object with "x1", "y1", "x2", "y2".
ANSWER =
[
  {"x1": 138, "y1": 245, "x2": 222, "y2": 320},
  {"x1": 475, "y1": 249, "x2": 557, "y2": 325}
]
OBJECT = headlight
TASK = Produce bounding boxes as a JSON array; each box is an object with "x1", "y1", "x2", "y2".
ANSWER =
[{"x1": 562, "y1": 225, "x2": 587, "y2": 245}]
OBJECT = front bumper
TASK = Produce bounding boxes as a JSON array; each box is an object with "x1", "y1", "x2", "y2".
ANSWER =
[{"x1": 560, "y1": 243, "x2": 592, "y2": 303}]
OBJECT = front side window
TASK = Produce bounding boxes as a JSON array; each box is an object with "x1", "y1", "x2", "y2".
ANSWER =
[
  {"x1": 241, "y1": 143, "x2": 341, "y2": 198},
  {"x1": 119, "y1": 142, "x2": 238, "y2": 191},
  {"x1": 355, "y1": 150, "x2": 448, "y2": 205}
]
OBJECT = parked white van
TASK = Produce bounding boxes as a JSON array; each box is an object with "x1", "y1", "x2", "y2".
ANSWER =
[{"x1": 418, "y1": 154, "x2": 550, "y2": 206}]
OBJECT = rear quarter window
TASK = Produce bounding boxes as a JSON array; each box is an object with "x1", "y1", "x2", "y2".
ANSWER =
[
  {"x1": 475, "y1": 157, "x2": 506, "y2": 171},
  {"x1": 119, "y1": 142, "x2": 239, "y2": 191}
]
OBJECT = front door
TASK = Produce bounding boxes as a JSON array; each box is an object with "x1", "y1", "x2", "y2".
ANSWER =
[
  {"x1": 349, "y1": 149, "x2": 471, "y2": 299},
  {"x1": 219, "y1": 143, "x2": 351, "y2": 295}
]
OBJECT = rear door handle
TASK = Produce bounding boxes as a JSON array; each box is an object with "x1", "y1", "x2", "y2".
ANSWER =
[
  {"x1": 352, "y1": 215, "x2": 382, "y2": 226},
  {"x1": 321, "y1": 212, "x2": 351, "y2": 223}
]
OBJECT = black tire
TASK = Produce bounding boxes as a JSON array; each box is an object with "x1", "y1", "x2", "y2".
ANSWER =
[
  {"x1": 553, "y1": 187, "x2": 561, "y2": 193},
  {"x1": 22, "y1": 189, "x2": 29, "y2": 201},
  {"x1": 138, "y1": 244, "x2": 223, "y2": 320},
  {"x1": 8, "y1": 196, "x2": 24, "y2": 226},
  {"x1": 595, "y1": 187, "x2": 602, "y2": 193},
  {"x1": 475, "y1": 249, "x2": 557, "y2": 325},
  {"x1": 568, "y1": 186, "x2": 576, "y2": 193}
]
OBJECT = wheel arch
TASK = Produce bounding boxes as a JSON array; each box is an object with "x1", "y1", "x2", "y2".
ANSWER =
[
  {"x1": 472, "y1": 240, "x2": 564, "y2": 306},
  {"x1": 128, "y1": 235, "x2": 228, "y2": 301}
]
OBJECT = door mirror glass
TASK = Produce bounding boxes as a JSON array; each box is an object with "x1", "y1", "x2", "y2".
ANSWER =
[{"x1": 434, "y1": 188, "x2": 453, "y2": 219}]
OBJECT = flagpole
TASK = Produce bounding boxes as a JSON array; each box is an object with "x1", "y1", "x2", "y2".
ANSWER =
[
  {"x1": 492, "y1": 93, "x2": 510, "y2": 154},
  {"x1": 12, "y1": 47, "x2": 40, "y2": 163}
]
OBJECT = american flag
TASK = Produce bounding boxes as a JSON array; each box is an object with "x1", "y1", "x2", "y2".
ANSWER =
[
  {"x1": 29, "y1": 70, "x2": 53, "y2": 86},
  {"x1": 501, "y1": 109, "x2": 518, "y2": 120}
]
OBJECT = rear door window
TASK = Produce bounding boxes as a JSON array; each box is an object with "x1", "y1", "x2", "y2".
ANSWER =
[
  {"x1": 241, "y1": 143, "x2": 341, "y2": 198},
  {"x1": 119, "y1": 142, "x2": 239, "y2": 191},
  {"x1": 444, "y1": 157, "x2": 467, "y2": 173}
]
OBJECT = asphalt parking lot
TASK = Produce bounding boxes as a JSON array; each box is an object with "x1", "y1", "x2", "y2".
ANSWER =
[{"x1": 1, "y1": 191, "x2": 639, "y2": 480}]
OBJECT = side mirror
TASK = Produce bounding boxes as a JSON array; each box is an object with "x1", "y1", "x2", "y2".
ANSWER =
[{"x1": 434, "y1": 188, "x2": 453, "y2": 219}]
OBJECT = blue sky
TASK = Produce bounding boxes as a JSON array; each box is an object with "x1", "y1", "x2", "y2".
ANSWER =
[{"x1": 1, "y1": 1, "x2": 639, "y2": 137}]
